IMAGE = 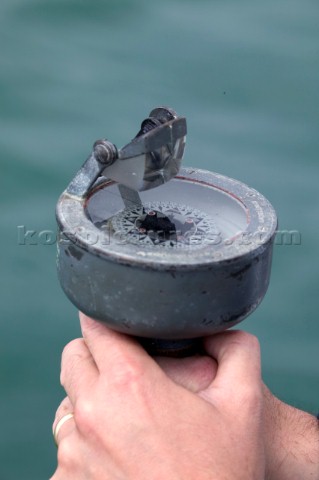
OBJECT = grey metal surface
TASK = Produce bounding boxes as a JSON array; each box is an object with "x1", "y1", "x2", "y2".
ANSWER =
[{"x1": 57, "y1": 236, "x2": 273, "y2": 339}]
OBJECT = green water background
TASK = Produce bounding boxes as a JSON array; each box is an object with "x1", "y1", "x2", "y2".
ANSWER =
[{"x1": 1, "y1": 0, "x2": 318, "y2": 478}]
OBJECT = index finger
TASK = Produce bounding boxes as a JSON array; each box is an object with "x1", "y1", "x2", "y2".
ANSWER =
[
  {"x1": 79, "y1": 312, "x2": 155, "y2": 375},
  {"x1": 60, "y1": 337, "x2": 98, "y2": 404}
]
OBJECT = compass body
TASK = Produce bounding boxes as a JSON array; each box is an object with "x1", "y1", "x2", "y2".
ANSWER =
[{"x1": 56, "y1": 167, "x2": 277, "y2": 343}]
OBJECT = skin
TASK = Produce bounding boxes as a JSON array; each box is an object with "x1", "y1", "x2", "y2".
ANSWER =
[
  {"x1": 262, "y1": 385, "x2": 319, "y2": 480},
  {"x1": 51, "y1": 313, "x2": 319, "y2": 480}
]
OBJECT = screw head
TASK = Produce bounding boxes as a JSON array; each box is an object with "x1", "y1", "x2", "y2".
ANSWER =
[{"x1": 93, "y1": 139, "x2": 118, "y2": 165}]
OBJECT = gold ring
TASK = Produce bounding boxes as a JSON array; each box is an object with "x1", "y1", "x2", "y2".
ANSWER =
[{"x1": 53, "y1": 413, "x2": 74, "y2": 446}]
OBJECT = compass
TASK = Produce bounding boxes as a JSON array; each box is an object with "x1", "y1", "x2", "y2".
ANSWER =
[
  {"x1": 56, "y1": 107, "x2": 277, "y2": 356},
  {"x1": 108, "y1": 201, "x2": 219, "y2": 248}
]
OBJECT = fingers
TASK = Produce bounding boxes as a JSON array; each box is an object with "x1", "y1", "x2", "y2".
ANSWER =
[
  {"x1": 201, "y1": 330, "x2": 262, "y2": 401},
  {"x1": 52, "y1": 397, "x2": 75, "y2": 446},
  {"x1": 155, "y1": 355, "x2": 218, "y2": 393},
  {"x1": 79, "y1": 312, "x2": 153, "y2": 375},
  {"x1": 61, "y1": 337, "x2": 98, "y2": 404}
]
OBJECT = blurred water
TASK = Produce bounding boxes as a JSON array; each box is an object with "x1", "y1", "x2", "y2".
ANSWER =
[{"x1": 1, "y1": 0, "x2": 318, "y2": 478}]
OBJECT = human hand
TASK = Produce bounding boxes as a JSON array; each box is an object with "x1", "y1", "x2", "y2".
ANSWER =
[{"x1": 51, "y1": 313, "x2": 265, "y2": 480}]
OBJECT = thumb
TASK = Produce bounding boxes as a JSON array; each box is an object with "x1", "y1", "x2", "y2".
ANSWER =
[
  {"x1": 200, "y1": 330, "x2": 262, "y2": 406},
  {"x1": 155, "y1": 355, "x2": 218, "y2": 393}
]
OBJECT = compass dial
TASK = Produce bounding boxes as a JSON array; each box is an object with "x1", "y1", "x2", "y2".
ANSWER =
[{"x1": 110, "y1": 201, "x2": 220, "y2": 248}]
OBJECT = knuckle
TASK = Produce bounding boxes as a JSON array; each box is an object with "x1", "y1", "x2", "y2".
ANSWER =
[
  {"x1": 110, "y1": 353, "x2": 144, "y2": 391},
  {"x1": 113, "y1": 364, "x2": 142, "y2": 390},
  {"x1": 110, "y1": 362, "x2": 149, "y2": 405},
  {"x1": 57, "y1": 437, "x2": 75, "y2": 469},
  {"x1": 243, "y1": 332, "x2": 260, "y2": 351},
  {"x1": 231, "y1": 331, "x2": 260, "y2": 353},
  {"x1": 60, "y1": 339, "x2": 87, "y2": 387},
  {"x1": 61, "y1": 338, "x2": 85, "y2": 361},
  {"x1": 73, "y1": 398, "x2": 95, "y2": 435}
]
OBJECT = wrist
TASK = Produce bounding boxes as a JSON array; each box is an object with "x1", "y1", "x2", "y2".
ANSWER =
[{"x1": 264, "y1": 387, "x2": 319, "y2": 480}]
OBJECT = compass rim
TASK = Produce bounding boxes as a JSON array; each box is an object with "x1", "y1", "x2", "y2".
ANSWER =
[{"x1": 56, "y1": 167, "x2": 277, "y2": 270}]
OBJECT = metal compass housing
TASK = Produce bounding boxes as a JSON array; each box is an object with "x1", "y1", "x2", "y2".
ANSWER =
[{"x1": 56, "y1": 107, "x2": 277, "y2": 355}]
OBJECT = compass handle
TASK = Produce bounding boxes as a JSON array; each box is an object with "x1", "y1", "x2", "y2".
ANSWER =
[{"x1": 139, "y1": 337, "x2": 204, "y2": 357}]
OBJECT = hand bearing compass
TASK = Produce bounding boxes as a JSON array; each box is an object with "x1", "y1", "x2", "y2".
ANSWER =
[{"x1": 56, "y1": 107, "x2": 277, "y2": 356}]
